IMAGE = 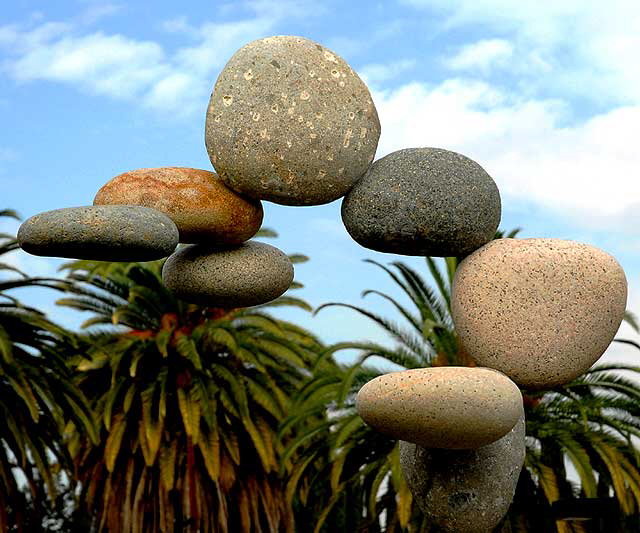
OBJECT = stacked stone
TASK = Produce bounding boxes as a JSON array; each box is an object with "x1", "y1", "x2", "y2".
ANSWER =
[{"x1": 16, "y1": 34, "x2": 629, "y2": 530}]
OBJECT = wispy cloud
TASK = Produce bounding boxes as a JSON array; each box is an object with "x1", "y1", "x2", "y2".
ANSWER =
[
  {"x1": 446, "y1": 38, "x2": 513, "y2": 72},
  {"x1": 359, "y1": 59, "x2": 416, "y2": 86}
]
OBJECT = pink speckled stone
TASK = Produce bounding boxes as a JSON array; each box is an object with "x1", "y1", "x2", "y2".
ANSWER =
[
  {"x1": 355, "y1": 367, "x2": 523, "y2": 449},
  {"x1": 451, "y1": 238, "x2": 627, "y2": 389}
]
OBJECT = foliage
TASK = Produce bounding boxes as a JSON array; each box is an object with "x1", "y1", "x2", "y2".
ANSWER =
[
  {"x1": 0, "y1": 209, "x2": 96, "y2": 533},
  {"x1": 56, "y1": 242, "x2": 333, "y2": 532}
]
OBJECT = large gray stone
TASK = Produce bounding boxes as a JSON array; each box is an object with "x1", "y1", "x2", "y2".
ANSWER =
[
  {"x1": 162, "y1": 241, "x2": 293, "y2": 307},
  {"x1": 451, "y1": 238, "x2": 627, "y2": 388},
  {"x1": 400, "y1": 414, "x2": 526, "y2": 533},
  {"x1": 205, "y1": 35, "x2": 380, "y2": 206},
  {"x1": 356, "y1": 367, "x2": 523, "y2": 449},
  {"x1": 341, "y1": 147, "x2": 501, "y2": 257},
  {"x1": 18, "y1": 206, "x2": 178, "y2": 261}
]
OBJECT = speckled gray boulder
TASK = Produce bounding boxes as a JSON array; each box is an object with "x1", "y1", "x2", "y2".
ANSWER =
[
  {"x1": 400, "y1": 414, "x2": 525, "y2": 533},
  {"x1": 341, "y1": 148, "x2": 501, "y2": 256},
  {"x1": 18, "y1": 206, "x2": 178, "y2": 261},
  {"x1": 205, "y1": 35, "x2": 380, "y2": 206},
  {"x1": 452, "y1": 239, "x2": 628, "y2": 388},
  {"x1": 356, "y1": 367, "x2": 523, "y2": 449},
  {"x1": 162, "y1": 241, "x2": 293, "y2": 307}
]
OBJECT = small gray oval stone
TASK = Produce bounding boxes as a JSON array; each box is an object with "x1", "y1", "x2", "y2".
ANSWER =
[
  {"x1": 341, "y1": 148, "x2": 501, "y2": 257},
  {"x1": 400, "y1": 414, "x2": 525, "y2": 533},
  {"x1": 18, "y1": 206, "x2": 179, "y2": 261},
  {"x1": 205, "y1": 35, "x2": 381, "y2": 206},
  {"x1": 162, "y1": 241, "x2": 294, "y2": 307}
]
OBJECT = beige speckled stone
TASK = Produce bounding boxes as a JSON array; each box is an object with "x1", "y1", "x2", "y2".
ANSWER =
[
  {"x1": 400, "y1": 414, "x2": 525, "y2": 533},
  {"x1": 162, "y1": 241, "x2": 293, "y2": 308},
  {"x1": 205, "y1": 35, "x2": 380, "y2": 206},
  {"x1": 94, "y1": 167, "x2": 263, "y2": 244},
  {"x1": 451, "y1": 238, "x2": 627, "y2": 389},
  {"x1": 355, "y1": 367, "x2": 523, "y2": 449}
]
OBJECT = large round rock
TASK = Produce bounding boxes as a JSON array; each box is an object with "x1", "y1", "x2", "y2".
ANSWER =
[
  {"x1": 162, "y1": 241, "x2": 293, "y2": 307},
  {"x1": 400, "y1": 414, "x2": 525, "y2": 533},
  {"x1": 205, "y1": 35, "x2": 380, "y2": 206},
  {"x1": 18, "y1": 206, "x2": 178, "y2": 261},
  {"x1": 94, "y1": 167, "x2": 263, "y2": 244},
  {"x1": 341, "y1": 148, "x2": 501, "y2": 256},
  {"x1": 356, "y1": 367, "x2": 523, "y2": 449},
  {"x1": 452, "y1": 238, "x2": 627, "y2": 388}
]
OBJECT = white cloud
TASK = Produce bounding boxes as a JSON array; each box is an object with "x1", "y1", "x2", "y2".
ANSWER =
[
  {"x1": 0, "y1": 6, "x2": 282, "y2": 115},
  {"x1": 359, "y1": 59, "x2": 416, "y2": 85},
  {"x1": 372, "y1": 79, "x2": 640, "y2": 226},
  {"x1": 405, "y1": 0, "x2": 640, "y2": 104},
  {"x1": 447, "y1": 38, "x2": 513, "y2": 72}
]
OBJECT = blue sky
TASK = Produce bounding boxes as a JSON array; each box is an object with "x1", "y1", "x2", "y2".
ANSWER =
[{"x1": 1, "y1": 0, "x2": 640, "y2": 366}]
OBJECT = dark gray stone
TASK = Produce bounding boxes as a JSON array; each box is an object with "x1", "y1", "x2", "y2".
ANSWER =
[
  {"x1": 400, "y1": 414, "x2": 525, "y2": 533},
  {"x1": 205, "y1": 35, "x2": 380, "y2": 206},
  {"x1": 18, "y1": 206, "x2": 178, "y2": 261},
  {"x1": 162, "y1": 241, "x2": 293, "y2": 308},
  {"x1": 341, "y1": 147, "x2": 501, "y2": 257}
]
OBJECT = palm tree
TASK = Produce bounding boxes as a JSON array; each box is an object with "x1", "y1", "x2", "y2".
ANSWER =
[
  {"x1": 56, "y1": 238, "x2": 336, "y2": 532},
  {"x1": 0, "y1": 209, "x2": 97, "y2": 532},
  {"x1": 299, "y1": 231, "x2": 640, "y2": 532}
]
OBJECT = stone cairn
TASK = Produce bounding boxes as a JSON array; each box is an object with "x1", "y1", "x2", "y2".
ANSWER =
[{"x1": 17, "y1": 35, "x2": 627, "y2": 532}]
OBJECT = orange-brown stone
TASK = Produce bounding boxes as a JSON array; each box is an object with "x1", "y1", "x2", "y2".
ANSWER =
[{"x1": 94, "y1": 167, "x2": 263, "y2": 244}]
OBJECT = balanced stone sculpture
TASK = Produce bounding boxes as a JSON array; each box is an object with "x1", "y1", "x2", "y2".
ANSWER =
[
  {"x1": 356, "y1": 367, "x2": 523, "y2": 449},
  {"x1": 400, "y1": 414, "x2": 526, "y2": 533},
  {"x1": 94, "y1": 167, "x2": 263, "y2": 244},
  {"x1": 162, "y1": 241, "x2": 294, "y2": 308},
  {"x1": 341, "y1": 147, "x2": 501, "y2": 257},
  {"x1": 205, "y1": 35, "x2": 381, "y2": 206},
  {"x1": 18, "y1": 206, "x2": 178, "y2": 261},
  {"x1": 451, "y1": 238, "x2": 627, "y2": 388}
]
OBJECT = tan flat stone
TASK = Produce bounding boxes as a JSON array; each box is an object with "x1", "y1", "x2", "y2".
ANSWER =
[
  {"x1": 94, "y1": 167, "x2": 263, "y2": 244},
  {"x1": 451, "y1": 238, "x2": 627, "y2": 388},
  {"x1": 355, "y1": 367, "x2": 523, "y2": 449}
]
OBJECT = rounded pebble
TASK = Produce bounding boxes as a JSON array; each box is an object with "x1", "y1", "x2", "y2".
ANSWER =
[
  {"x1": 162, "y1": 241, "x2": 293, "y2": 307},
  {"x1": 400, "y1": 414, "x2": 525, "y2": 533},
  {"x1": 451, "y1": 238, "x2": 628, "y2": 388},
  {"x1": 355, "y1": 367, "x2": 523, "y2": 449},
  {"x1": 341, "y1": 147, "x2": 501, "y2": 256},
  {"x1": 18, "y1": 206, "x2": 178, "y2": 261},
  {"x1": 205, "y1": 35, "x2": 381, "y2": 206},
  {"x1": 94, "y1": 167, "x2": 263, "y2": 244}
]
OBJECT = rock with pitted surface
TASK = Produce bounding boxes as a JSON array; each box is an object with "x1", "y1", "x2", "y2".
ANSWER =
[
  {"x1": 205, "y1": 35, "x2": 380, "y2": 206},
  {"x1": 94, "y1": 167, "x2": 263, "y2": 244},
  {"x1": 400, "y1": 414, "x2": 525, "y2": 533},
  {"x1": 162, "y1": 241, "x2": 293, "y2": 307},
  {"x1": 341, "y1": 148, "x2": 501, "y2": 257},
  {"x1": 18, "y1": 206, "x2": 178, "y2": 261},
  {"x1": 452, "y1": 238, "x2": 627, "y2": 389},
  {"x1": 355, "y1": 367, "x2": 523, "y2": 449}
]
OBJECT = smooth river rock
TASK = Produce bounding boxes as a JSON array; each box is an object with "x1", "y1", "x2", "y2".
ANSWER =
[
  {"x1": 355, "y1": 367, "x2": 523, "y2": 449},
  {"x1": 205, "y1": 35, "x2": 380, "y2": 206},
  {"x1": 94, "y1": 167, "x2": 263, "y2": 244},
  {"x1": 400, "y1": 414, "x2": 525, "y2": 533},
  {"x1": 162, "y1": 241, "x2": 293, "y2": 307},
  {"x1": 341, "y1": 148, "x2": 501, "y2": 257},
  {"x1": 451, "y1": 238, "x2": 627, "y2": 389},
  {"x1": 18, "y1": 206, "x2": 178, "y2": 261}
]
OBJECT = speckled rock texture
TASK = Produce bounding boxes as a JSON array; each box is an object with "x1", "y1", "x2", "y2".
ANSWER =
[
  {"x1": 452, "y1": 238, "x2": 627, "y2": 389},
  {"x1": 94, "y1": 167, "x2": 263, "y2": 244},
  {"x1": 162, "y1": 241, "x2": 293, "y2": 307},
  {"x1": 205, "y1": 35, "x2": 380, "y2": 206},
  {"x1": 18, "y1": 206, "x2": 178, "y2": 261},
  {"x1": 400, "y1": 414, "x2": 525, "y2": 533},
  {"x1": 341, "y1": 148, "x2": 501, "y2": 256},
  {"x1": 355, "y1": 367, "x2": 523, "y2": 449}
]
